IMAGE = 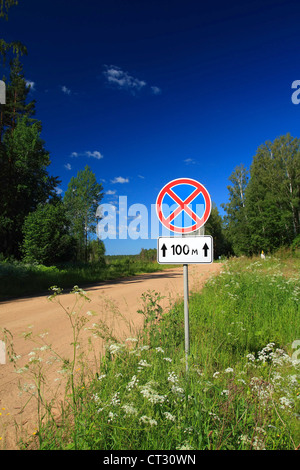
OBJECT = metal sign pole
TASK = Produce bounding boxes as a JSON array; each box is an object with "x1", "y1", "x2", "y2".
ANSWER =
[
  {"x1": 182, "y1": 226, "x2": 204, "y2": 374},
  {"x1": 156, "y1": 179, "x2": 211, "y2": 377},
  {"x1": 183, "y1": 263, "x2": 189, "y2": 373}
]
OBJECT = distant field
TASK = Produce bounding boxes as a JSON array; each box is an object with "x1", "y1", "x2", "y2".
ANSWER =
[{"x1": 13, "y1": 249, "x2": 299, "y2": 450}]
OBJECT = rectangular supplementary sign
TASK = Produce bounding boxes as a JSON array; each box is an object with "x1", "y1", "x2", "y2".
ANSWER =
[{"x1": 157, "y1": 235, "x2": 213, "y2": 264}]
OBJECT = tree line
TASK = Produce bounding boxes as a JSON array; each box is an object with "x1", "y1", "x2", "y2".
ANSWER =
[
  {"x1": 0, "y1": 1, "x2": 299, "y2": 265},
  {"x1": 0, "y1": 2, "x2": 105, "y2": 264},
  {"x1": 221, "y1": 136, "x2": 299, "y2": 256}
]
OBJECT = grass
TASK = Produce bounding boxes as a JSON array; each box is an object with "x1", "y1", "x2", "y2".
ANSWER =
[
  {"x1": 0, "y1": 257, "x2": 175, "y2": 300},
  {"x1": 1, "y1": 250, "x2": 299, "y2": 450}
]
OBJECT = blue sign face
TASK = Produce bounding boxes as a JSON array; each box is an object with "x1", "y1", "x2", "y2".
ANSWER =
[{"x1": 161, "y1": 183, "x2": 206, "y2": 230}]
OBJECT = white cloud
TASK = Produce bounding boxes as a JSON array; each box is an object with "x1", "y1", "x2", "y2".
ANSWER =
[
  {"x1": 64, "y1": 163, "x2": 72, "y2": 170},
  {"x1": 106, "y1": 190, "x2": 116, "y2": 195},
  {"x1": 138, "y1": 175, "x2": 145, "y2": 179},
  {"x1": 85, "y1": 150, "x2": 104, "y2": 160},
  {"x1": 151, "y1": 86, "x2": 161, "y2": 95},
  {"x1": 25, "y1": 80, "x2": 35, "y2": 91},
  {"x1": 71, "y1": 150, "x2": 103, "y2": 160},
  {"x1": 103, "y1": 65, "x2": 146, "y2": 94},
  {"x1": 61, "y1": 85, "x2": 71, "y2": 95},
  {"x1": 55, "y1": 187, "x2": 63, "y2": 195},
  {"x1": 184, "y1": 158, "x2": 197, "y2": 165},
  {"x1": 103, "y1": 65, "x2": 162, "y2": 97},
  {"x1": 111, "y1": 176, "x2": 129, "y2": 184}
]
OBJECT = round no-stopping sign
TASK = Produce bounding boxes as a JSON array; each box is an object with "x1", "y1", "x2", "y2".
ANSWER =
[{"x1": 156, "y1": 178, "x2": 211, "y2": 234}]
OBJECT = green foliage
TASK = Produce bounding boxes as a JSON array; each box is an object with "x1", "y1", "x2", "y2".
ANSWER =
[
  {"x1": 63, "y1": 165, "x2": 104, "y2": 263},
  {"x1": 87, "y1": 239, "x2": 106, "y2": 264},
  {"x1": 21, "y1": 202, "x2": 76, "y2": 265},
  {"x1": 139, "y1": 247, "x2": 157, "y2": 261},
  {"x1": 0, "y1": 1, "x2": 26, "y2": 66},
  {"x1": 16, "y1": 256, "x2": 299, "y2": 450},
  {"x1": 223, "y1": 135, "x2": 300, "y2": 255},
  {"x1": 246, "y1": 134, "x2": 300, "y2": 253},
  {"x1": 221, "y1": 164, "x2": 250, "y2": 255},
  {"x1": 0, "y1": 115, "x2": 59, "y2": 257},
  {"x1": 0, "y1": 56, "x2": 60, "y2": 259},
  {"x1": 204, "y1": 203, "x2": 230, "y2": 258},
  {"x1": 0, "y1": 57, "x2": 35, "y2": 137},
  {"x1": 0, "y1": 0, "x2": 18, "y2": 19},
  {"x1": 0, "y1": 256, "x2": 172, "y2": 300}
]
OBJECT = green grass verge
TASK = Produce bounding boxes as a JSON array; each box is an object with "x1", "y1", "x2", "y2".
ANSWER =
[
  {"x1": 3, "y1": 252, "x2": 299, "y2": 450},
  {"x1": 0, "y1": 258, "x2": 176, "y2": 300}
]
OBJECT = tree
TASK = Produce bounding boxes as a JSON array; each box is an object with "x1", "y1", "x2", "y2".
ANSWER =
[
  {"x1": 0, "y1": 116, "x2": 60, "y2": 257},
  {"x1": 204, "y1": 203, "x2": 230, "y2": 259},
  {"x1": 221, "y1": 164, "x2": 251, "y2": 255},
  {"x1": 0, "y1": 0, "x2": 18, "y2": 19},
  {"x1": 21, "y1": 202, "x2": 76, "y2": 265},
  {"x1": 88, "y1": 239, "x2": 106, "y2": 264},
  {"x1": 1, "y1": 56, "x2": 36, "y2": 139},
  {"x1": 0, "y1": 1, "x2": 28, "y2": 67},
  {"x1": 246, "y1": 134, "x2": 300, "y2": 252},
  {"x1": 63, "y1": 165, "x2": 104, "y2": 262}
]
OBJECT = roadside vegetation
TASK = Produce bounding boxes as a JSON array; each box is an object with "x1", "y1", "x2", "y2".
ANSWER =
[
  {"x1": 0, "y1": 251, "x2": 174, "y2": 300},
  {"x1": 0, "y1": 1, "x2": 299, "y2": 451},
  {"x1": 2, "y1": 250, "x2": 298, "y2": 450}
]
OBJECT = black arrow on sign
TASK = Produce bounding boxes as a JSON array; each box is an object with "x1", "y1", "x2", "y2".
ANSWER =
[
  {"x1": 203, "y1": 243, "x2": 209, "y2": 257},
  {"x1": 161, "y1": 244, "x2": 167, "y2": 257}
]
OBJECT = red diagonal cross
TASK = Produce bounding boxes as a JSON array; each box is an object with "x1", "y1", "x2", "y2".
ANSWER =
[{"x1": 164, "y1": 186, "x2": 202, "y2": 225}]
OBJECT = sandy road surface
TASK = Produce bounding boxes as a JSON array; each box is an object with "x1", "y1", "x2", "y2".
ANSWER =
[{"x1": 0, "y1": 263, "x2": 222, "y2": 449}]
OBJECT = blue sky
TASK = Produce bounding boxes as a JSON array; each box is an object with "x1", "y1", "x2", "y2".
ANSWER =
[{"x1": 1, "y1": 0, "x2": 300, "y2": 254}]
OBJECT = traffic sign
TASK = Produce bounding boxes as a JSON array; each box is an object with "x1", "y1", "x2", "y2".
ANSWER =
[
  {"x1": 156, "y1": 178, "x2": 211, "y2": 234},
  {"x1": 157, "y1": 236, "x2": 213, "y2": 264}
]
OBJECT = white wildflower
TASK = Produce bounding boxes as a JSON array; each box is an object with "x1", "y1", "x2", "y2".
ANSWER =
[
  {"x1": 279, "y1": 396, "x2": 293, "y2": 409},
  {"x1": 139, "y1": 415, "x2": 157, "y2": 426},
  {"x1": 246, "y1": 353, "x2": 256, "y2": 362},
  {"x1": 108, "y1": 411, "x2": 117, "y2": 422},
  {"x1": 110, "y1": 392, "x2": 120, "y2": 406},
  {"x1": 167, "y1": 371, "x2": 178, "y2": 383},
  {"x1": 97, "y1": 374, "x2": 106, "y2": 381},
  {"x1": 122, "y1": 404, "x2": 138, "y2": 416},
  {"x1": 139, "y1": 345, "x2": 150, "y2": 351},
  {"x1": 126, "y1": 375, "x2": 139, "y2": 390},
  {"x1": 138, "y1": 359, "x2": 151, "y2": 368},
  {"x1": 106, "y1": 343, "x2": 124, "y2": 354},
  {"x1": 163, "y1": 412, "x2": 176, "y2": 422},
  {"x1": 171, "y1": 385, "x2": 184, "y2": 396},
  {"x1": 176, "y1": 441, "x2": 194, "y2": 450}
]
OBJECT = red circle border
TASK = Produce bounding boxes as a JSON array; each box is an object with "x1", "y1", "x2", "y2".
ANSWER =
[{"x1": 156, "y1": 178, "x2": 211, "y2": 233}]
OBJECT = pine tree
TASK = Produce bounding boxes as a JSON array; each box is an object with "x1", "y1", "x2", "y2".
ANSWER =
[{"x1": 0, "y1": 56, "x2": 36, "y2": 139}]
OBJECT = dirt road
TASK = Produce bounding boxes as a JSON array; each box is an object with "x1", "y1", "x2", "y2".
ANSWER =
[{"x1": 0, "y1": 263, "x2": 222, "y2": 449}]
